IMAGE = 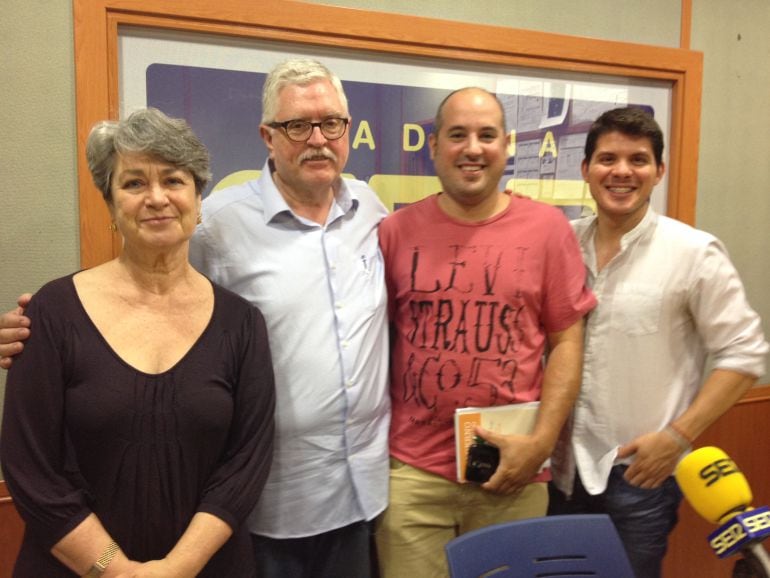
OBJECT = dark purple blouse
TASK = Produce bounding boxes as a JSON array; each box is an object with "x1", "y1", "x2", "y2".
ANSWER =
[{"x1": 1, "y1": 274, "x2": 275, "y2": 577}]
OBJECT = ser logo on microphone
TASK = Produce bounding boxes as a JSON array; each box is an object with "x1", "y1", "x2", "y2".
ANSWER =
[
  {"x1": 710, "y1": 521, "x2": 747, "y2": 556},
  {"x1": 699, "y1": 457, "x2": 739, "y2": 487},
  {"x1": 708, "y1": 507, "x2": 770, "y2": 557},
  {"x1": 745, "y1": 510, "x2": 770, "y2": 534}
]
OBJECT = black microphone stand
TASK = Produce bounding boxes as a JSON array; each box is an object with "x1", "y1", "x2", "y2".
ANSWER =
[{"x1": 733, "y1": 543, "x2": 770, "y2": 578}]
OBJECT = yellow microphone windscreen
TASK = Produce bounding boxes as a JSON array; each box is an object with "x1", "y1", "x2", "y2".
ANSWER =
[{"x1": 674, "y1": 446, "x2": 752, "y2": 524}]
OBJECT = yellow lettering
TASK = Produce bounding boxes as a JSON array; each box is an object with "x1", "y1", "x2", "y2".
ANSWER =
[
  {"x1": 352, "y1": 120, "x2": 376, "y2": 150},
  {"x1": 403, "y1": 123, "x2": 425, "y2": 152},
  {"x1": 539, "y1": 130, "x2": 558, "y2": 158},
  {"x1": 709, "y1": 534, "x2": 726, "y2": 555},
  {"x1": 744, "y1": 511, "x2": 770, "y2": 534},
  {"x1": 710, "y1": 523, "x2": 746, "y2": 555}
]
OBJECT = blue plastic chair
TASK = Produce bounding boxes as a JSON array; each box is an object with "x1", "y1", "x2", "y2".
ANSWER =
[{"x1": 445, "y1": 514, "x2": 635, "y2": 578}]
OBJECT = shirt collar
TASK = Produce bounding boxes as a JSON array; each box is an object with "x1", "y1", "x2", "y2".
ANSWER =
[
  {"x1": 579, "y1": 204, "x2": 658, "y2": 247},
  {"x1": 618, "y1": 204, "x2": 658, "y2": 250},
  {"x1": 577, "y1": 204, "x2": 659, "y2": 275},
  {"x1": 258, "y1": 160, "x2": 359, "y2": 226}
]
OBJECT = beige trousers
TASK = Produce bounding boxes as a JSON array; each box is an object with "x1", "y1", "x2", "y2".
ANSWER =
[{"x1": 375, "y1": 458, "x2": 548, "y2": 578}]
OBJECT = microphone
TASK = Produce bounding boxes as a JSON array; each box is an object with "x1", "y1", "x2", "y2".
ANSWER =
[{"x1": 675, "y1": 446, "x2": 770, "y2": 576}]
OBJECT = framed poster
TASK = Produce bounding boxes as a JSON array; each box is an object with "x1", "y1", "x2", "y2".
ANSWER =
[{"x1": 74, "y1": 0, "x2": 702, "y2": 267}]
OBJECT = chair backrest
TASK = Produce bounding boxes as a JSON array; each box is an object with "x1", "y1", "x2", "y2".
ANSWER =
[{"x1": 445, "y1": 514, "x2": 635, "y2": 578}]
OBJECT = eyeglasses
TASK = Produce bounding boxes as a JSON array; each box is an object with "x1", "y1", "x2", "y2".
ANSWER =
[{"x1": 268, "y1": 117, "x2": 350, "y2": 143}]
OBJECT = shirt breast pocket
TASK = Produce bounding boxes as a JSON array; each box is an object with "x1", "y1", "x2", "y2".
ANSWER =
[
  {"x1": 359, "y1": 248, "x2": 386, "y2": 311},
  {"x1": 609, "y1": 283, "x2": 663, "y2": 336}
]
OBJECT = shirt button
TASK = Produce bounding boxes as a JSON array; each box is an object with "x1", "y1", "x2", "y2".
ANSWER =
[{"x1": 336, "y1": 302, "x2": 344, "y2": 309}]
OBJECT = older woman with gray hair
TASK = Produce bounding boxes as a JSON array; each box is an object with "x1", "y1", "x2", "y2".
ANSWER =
[{"x1": 1, "y1": 108, "x2": 275, "y2": 577}]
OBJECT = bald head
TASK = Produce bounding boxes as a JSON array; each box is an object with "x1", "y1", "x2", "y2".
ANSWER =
[{"x1": 433, "y1": 87, "x2": 507, "y2": 135}]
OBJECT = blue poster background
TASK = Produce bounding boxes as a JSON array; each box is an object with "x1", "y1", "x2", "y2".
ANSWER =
[{"x1": 147, "y1": 63, "x2": 652, "y2": 213}]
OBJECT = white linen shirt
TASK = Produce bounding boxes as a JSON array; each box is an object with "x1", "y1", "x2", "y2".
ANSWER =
[
  {"x1": 190, "y1": 162, "x2": 390, "y2": 538},
  {"x1": 552, "y1": 206, "x2": 768, "y2": 496}
]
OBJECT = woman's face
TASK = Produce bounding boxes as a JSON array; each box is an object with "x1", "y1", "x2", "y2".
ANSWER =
[{"x1": 109, "y1": 153, "x2": 201, "y2": 252}]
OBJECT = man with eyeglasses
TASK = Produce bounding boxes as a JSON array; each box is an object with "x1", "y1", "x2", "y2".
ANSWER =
[
  {"x1": 192, "y1": 59, "x2": 390, "y2": 577},
  {"x1": 0, "y1": 58, "x2": 389, "y2": 578},
  {"x1": 191, "y1": 59, "x2": 390, "y2": 577}
]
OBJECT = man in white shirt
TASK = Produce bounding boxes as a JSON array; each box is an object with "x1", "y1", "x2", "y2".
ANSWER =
[
  {"x1": 0, "y1": 58, "x2": 390, "y2": 578},
  {"x1": 549, "y1": 106, "x2": 768, "y2": 578}
]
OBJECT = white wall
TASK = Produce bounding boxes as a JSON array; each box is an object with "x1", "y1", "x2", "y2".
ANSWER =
[
  {"x1": 0, "y1": 0, "x2": 79, "y2": 452},
  {"x1": 692, "y1": 1, "x2": 770, "y2": 346}
]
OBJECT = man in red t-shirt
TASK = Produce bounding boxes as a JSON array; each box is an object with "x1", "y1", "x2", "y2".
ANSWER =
[{"x1": 376, "y1": 87, "x2": 596, "y2": 577}]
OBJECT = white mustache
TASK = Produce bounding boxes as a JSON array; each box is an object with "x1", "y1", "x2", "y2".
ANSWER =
[{"x1": 299, "y1": 148, "x2": 337, "y2": 163}]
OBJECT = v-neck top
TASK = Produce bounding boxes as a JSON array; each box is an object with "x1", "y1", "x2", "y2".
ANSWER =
[{"x1": 1, "y1": 274, "x2": 276, "y2": 576}]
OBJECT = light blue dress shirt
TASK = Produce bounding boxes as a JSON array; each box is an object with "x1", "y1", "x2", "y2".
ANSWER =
[{"x1": 190, "y1": 161, "x2": 390, "y2": 538}]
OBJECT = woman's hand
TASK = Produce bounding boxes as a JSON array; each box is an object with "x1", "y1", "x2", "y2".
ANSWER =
[
  {"x1": 104, "y1": 559, "x2": 142, "y2": 577},
  {"x1": 113, "y1": 559, "x2": 187, "y2": 578}
]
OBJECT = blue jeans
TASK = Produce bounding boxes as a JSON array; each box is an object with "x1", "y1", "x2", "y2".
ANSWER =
[
  {"x1": 251, "y1": 520, "x2": 375, "y2": 578},
  {"x1": 548, "y1": 465, "x2": 682, "y2": 578}
]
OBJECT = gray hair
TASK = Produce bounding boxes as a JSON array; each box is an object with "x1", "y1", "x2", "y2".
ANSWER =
[
  {"x1": 261, "y1": 58, "x2": 349, "y2": 124},
  {"x1": 86, "y1": 107, "x2": 212, "y2": 202}
]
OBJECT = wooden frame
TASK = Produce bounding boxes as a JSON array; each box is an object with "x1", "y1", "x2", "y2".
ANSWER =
[{"x1": 73, "y1": 0, "x2": 702, "y2": 268}]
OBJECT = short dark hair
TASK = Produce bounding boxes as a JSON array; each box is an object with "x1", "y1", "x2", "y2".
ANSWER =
[{"x1": 584, "y1": 107, "x2": 664, "y2": 166}]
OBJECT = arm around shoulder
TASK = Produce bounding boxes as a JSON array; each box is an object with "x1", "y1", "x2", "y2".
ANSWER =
[{"x1": 0, "y1": 292, "x2": 33, "y2": 368}]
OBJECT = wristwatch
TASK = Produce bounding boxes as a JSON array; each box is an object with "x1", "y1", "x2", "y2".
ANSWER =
[{"x1": 83, "y1": 541, "x2": 120, "y2": 577}]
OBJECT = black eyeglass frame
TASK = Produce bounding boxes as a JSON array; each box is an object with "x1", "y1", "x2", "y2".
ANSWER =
[{"x1": 267, "y1": 117, "x2": 350, "y2": 142}]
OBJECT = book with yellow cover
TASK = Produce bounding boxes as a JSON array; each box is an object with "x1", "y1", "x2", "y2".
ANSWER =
[{"x1": 454, "y1": 402, "x2": 541, "y2": 483}]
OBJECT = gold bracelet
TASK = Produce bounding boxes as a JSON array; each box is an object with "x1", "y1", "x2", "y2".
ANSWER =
[{"x1": 83, "y1": 541, "x2": 120, "y2": 578}]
